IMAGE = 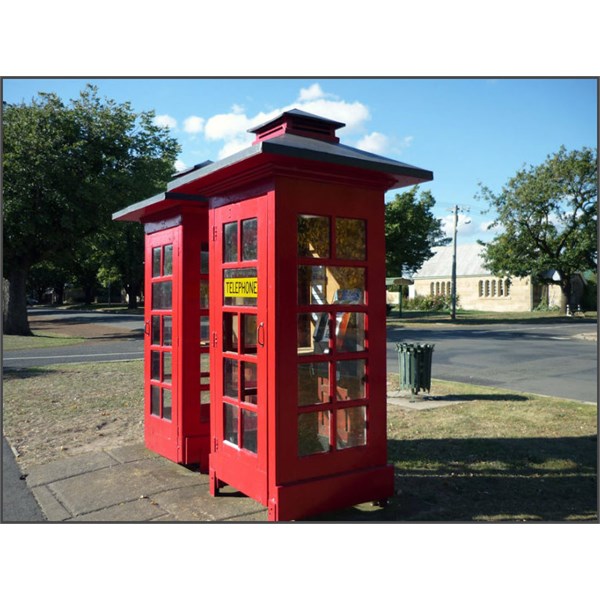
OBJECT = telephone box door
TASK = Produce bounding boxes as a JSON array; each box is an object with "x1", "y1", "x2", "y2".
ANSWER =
[
  {"x1": 209, "y1": 198, "x2": 268, "y2": 503},
  {"x1": 144, "y1": 226, "x2": 180, "y2": 462}
]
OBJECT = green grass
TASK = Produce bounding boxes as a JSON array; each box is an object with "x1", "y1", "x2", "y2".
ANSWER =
[
  {"x1": 387, "y1": 309, "x2": 597, "y2": 327},
  {"x1": 3, "y1": 332, "x2": 85, "y2": 351},
  {"x1": 2, "y1": 360, "x2": 597, "y2": 521}
]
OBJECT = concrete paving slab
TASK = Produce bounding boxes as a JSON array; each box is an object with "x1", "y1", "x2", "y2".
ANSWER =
[
  {"x1": 387, "y1": 394, "x2": 467, "y2": 411},
  {"x1": 26, "y1": 451, "x2": 119, "y2": 487},
  {"x1": 68, "y1": 498, "x2": 169, "y2": 522},
  {"x1": 105, "y1": 444, "x2": 155, "y2": 464},
  {"x1": 30, "y1": 485, "x2": 71, "y2": 521},
  {"x1": 151, "y1": 484, "x2": 268, "y2": 522},
  {"x1": 47, "y1": 457, "x2": 200, "y2": 517}
]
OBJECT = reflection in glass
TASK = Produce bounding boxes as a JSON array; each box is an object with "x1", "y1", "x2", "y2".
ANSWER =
[
  {"x1": 224, "y1": 403, "x2": 238, "y2": 446},
  {"x1": 151, "y1": 351, "x2": 160, "y2": 381},
  {"x1": 151, "y1": 386, "x2": 160, "y2": 415},
  {"x1": 163, "y1": 352, "x2": 172, "y2": 383},
  {"x1": 200, "y1": 352, "x2": 210, "y2": 374},
  {"x1": 163, "y1": 244, "x2": 173, "y2": 276},
  {"x1": 242, "y1": 314, "x2": 257, "y2": 354},
  {"x1": 242, "y1": 409, "x2": 258, "y2": 453},
  {"x1": 223, "y1": 313, "x2": 239, "y2": 353},
  {"x1": 224, "y1": 222, "x2": 238, "y2": 263},
  {"x1": 163, "y1": 316, "x2": 172, "y2": 346},
  {"x1": 200, "y1": 316, "x2": 210, "y2": 347},
  {"x1": 200, "y1": 244, "x2": 209, "y2": 274},
  {"x1": 242, "y1": 362, "x2": 257, "y2": 405},
  {"x1": 336, "y1": 406, "x2": 366, "y2": 449},
  {"x1": 336, "y1": 359, "x2": 366, "y2": 400},
  {"x1": 297, "y1": 313, "x2": 329, "y2": 355},
  {"x1": 298, "y1": 362, "x2": 329, "y2": 406},
  {"x1": 224, "y1": 358, "x2": 238, "y2": 399},
  {"x1": 242, "y1": 218, "x2": 258, "y2": 261},
  {"x1": 335, "y1": 312, "x2": 365, "y2": 353},
  {"x1": 163, "y1": 388, "x2": 172, "y2": 420},
  {"x1": 152, "y1": 316, "x2": 160, "y2": 346},
  {"x1": 200, "y1": 280, "x2": 209, "y2": 308},
  {"x1": 298, "y1": 215, "x2": 330, "y2": 258},
  {"x1": 152, "y1": 247, "x2": 161, "y2": 277},
  {"x1": 336, "y1": 218, "x2": 366, "y2": 260},
  {"x1": 200, "y1": 390, "x2": 210, "y2": 405},
  {"x1": 152, "y1": 282, "x2": 172, "y2": 309},
  {"x1": 298, "y1": 266, "x2": 365, "y2": 305},
  {"x1": 298, "y1": 411, "x2": 330, "y2": 456}
]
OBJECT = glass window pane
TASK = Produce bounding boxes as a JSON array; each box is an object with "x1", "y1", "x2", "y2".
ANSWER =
[
  {"x1": 242, "y1": 361, "x2": 257, "y2": 405},
  {"x1": 200, "y1": 316, "x2": 210, "y2": 347},
  {"x1": 242, "y1": 218, "x2": 258, "y2": 261},
  {"x1": 163, "y1": 316, "x2": 172, "y2": 346},
  {"x1": 336, "y1": 359, "x2": 367, "y2": 401},
  {"x1": 329, "y1": 267, "x2": 365, "y2": 304},
  {"x1": 224, "y1": 222, "x2": 238, "y2": 263},
  {"x1": 152, "y1": 247, "x2": 161, "y2": 277},
  {"x1": 335, "y1": 312, "x2": 365, "y2": 353},
  {"x1": 336, "y1": 218, "x2": 366, "y2": 260},
  {"x1": 242, "y1": 409, "x2": 258, "y2": 453},
  {"x1": 200, "y1": 244, "x2": 209, "y2": 274},
  {"x1": 224, "y1": 358, "x2": 238, "y2": 399},
  {"x1": 200, "y1": 352, "x2": 210, "y2": 374},
  {"x1": 162, "y1": 388, "x2": 172, "y2": 420},
  {"x1": 298, "y1": 362, "x2": 330, "y2": 406},
  {"x1": 298, "y1": 265, "x2": 327, "y2": 305},
  {"x1": 152, "y1": 316, "x2": 160, "y2": 346},
  {"x1": 151, "y1": 386, "x2": 160, "y2": 415},
  {"x1": 298, "y1": 215, "x2": 330, "y2": 258},
  {"x1": 298, "y1": 411, "x2": 330, "y2": 456},
  {"x1": 242, "y1": 314, "x2": 257, "y2": 354},
  {"x1": 163, "y1": 352, "x2": 172, "y2": 383},
  {"x1": 152, "y1": 281, "x2": 172, "y2": 309},
  {"x1": 163, "y1": 244, "x2": 173, "y2": 276},
  {"x1": 297, "y1": 312, "x2": 329, "y2": 355},
  {"x1": 223, "y1": 268, "x2": 257, "y2": 307},
  {"x1": 223, "y1": 313, "x2": 239, "y2": 353},
  {"x1": 224, "y1": 403, "x2": 238, "y2": 446},
  {"x1": 151, "y1": 351, "x2": 160, "y2": 381},
  {"x1": 200, "y1": 280, "x2": 209, "y2": 309},
  {"x1": 200, "y1": 390, "x2": 210, "y2": 405},
  {"x1": 336, "y1": 406, "x2": 366, "y2": 449}
]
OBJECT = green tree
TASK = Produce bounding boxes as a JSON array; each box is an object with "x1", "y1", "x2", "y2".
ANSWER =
[
  {"x1": 3, "y1": 86, "x2": 179, "y2": 334},
  {"x1": 477, "y1": 146, "x2": 597, "y2": 311},
  {"x1": 385, "y1": 187, "x2": 450, "y2": 276}
]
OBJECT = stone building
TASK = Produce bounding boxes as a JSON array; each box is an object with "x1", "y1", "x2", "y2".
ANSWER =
[{"x1": 408, "y1": 244, "x2": 566, "y2": 312}]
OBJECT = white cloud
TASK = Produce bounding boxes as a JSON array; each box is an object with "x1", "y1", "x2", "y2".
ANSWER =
[
  {"x1": 298, "y1": 83, "x2": 328, "y2": 101},
  {"x1": 442, "y1": 213, "x2": 475, "y2": 238},
  {"x1": 356, "y1": 131, "x2": 389, "y2": 154},
  {"x1": 183, "y1": 115, "x2": 205, "y2": 134},
  {"x1": 154, "y1": 114, "x2": 177, "y2": 129},
  {"x1": 174, "y1": 159, "x2": 187, "y2": 172}
]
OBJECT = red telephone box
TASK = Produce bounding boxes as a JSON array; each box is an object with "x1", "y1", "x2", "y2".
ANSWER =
[
  {"x1": 113, "y1": 182, "x2": 212, "y2": 470},
  {"x1": 114, "y1": 109, "x2": 432, "y2": 520}
]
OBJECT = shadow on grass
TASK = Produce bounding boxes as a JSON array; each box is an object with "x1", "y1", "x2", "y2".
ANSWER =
[
  {"x1": 310, "y1": 435, "x2": 597, "y2": 522},
  {"x1": 2, "y1": 367, "x2": 55, "y2": 380},
  {"x1": 432, "y1": 393, "x2": 528, "y2": 402}
]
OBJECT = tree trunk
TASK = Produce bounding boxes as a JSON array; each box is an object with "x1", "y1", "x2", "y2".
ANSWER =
[{"x1": 3, "y1": 266, "x2": 32, "y2": 335}]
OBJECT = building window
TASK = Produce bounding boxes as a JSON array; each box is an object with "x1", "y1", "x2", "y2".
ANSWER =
[
  {"x1": 485, "y1": 280, "x2": 490, "y2": 297},
  {"x1": 498, "y1": 279, "x2": 504, "y2": 296},
  {"x1": 478, "y1": 280, "x2": 483, "y2": 297},
  {"x1": 491, "y1": 280, "x2": 497, "y2": 296},
  {"x1": 441, "y1": 281, "x2": 446, "y2": 295},
  {"x1": 431, "y1": 282, "x2": 435, "y2": 295}
]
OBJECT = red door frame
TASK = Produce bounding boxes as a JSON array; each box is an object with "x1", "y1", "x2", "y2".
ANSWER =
[
  {"x1": 144, "y1": 226, "x2": 181, "y2": 463},
  {"x1": 209, "y1": 196, "x2": 269, "y2": 504}
]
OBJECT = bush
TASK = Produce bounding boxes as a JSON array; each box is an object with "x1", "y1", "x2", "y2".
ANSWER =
[{"x1": 404, "y1": 293, "x2": 458, "y2": 312}]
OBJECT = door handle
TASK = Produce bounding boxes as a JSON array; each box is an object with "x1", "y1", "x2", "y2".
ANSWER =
[
  {"x1": 257, "y1": 322, "x2": 265, "y2": 347},
  {"x1": 144, "y1": 320, "x2": 150, "y2": 336}
]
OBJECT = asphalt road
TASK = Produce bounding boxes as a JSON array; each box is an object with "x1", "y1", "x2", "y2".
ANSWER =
[{"x1": 387, "y1": 320, "x2": 597, "y2": 403}]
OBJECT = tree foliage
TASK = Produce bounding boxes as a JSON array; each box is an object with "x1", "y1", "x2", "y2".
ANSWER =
[
  {"x1": 477, "y1": 146, "x2": 597, "y2": 309},
  {"x1": 3, "y1": 85, "x2": 179, "y2": 333},
  {"x1": 384, "y1": 187, "x2": 450, "y2": 276}
]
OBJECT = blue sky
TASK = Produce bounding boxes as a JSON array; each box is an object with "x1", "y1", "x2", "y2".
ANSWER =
[{"x1": 3, "y1": 77, "x2": 597, "y2": 245}]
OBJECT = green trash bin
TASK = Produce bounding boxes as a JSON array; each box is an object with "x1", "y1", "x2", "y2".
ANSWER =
[{"x1": 396, "y1": 343, "x2": 435, "y2": 395}]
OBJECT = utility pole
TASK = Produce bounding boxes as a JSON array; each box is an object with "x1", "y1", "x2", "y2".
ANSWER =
[
  {"x1": 450, "y1": 204, "x2": 470, "y2": 321},
  {"x1": 451, "y1": 205, "x2": 458, "y2": 321}
]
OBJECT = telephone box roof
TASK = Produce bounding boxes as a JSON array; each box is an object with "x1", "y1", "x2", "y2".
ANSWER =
[{"x1": 114, "y1": 109, "x2": 433, "y2": 222}]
